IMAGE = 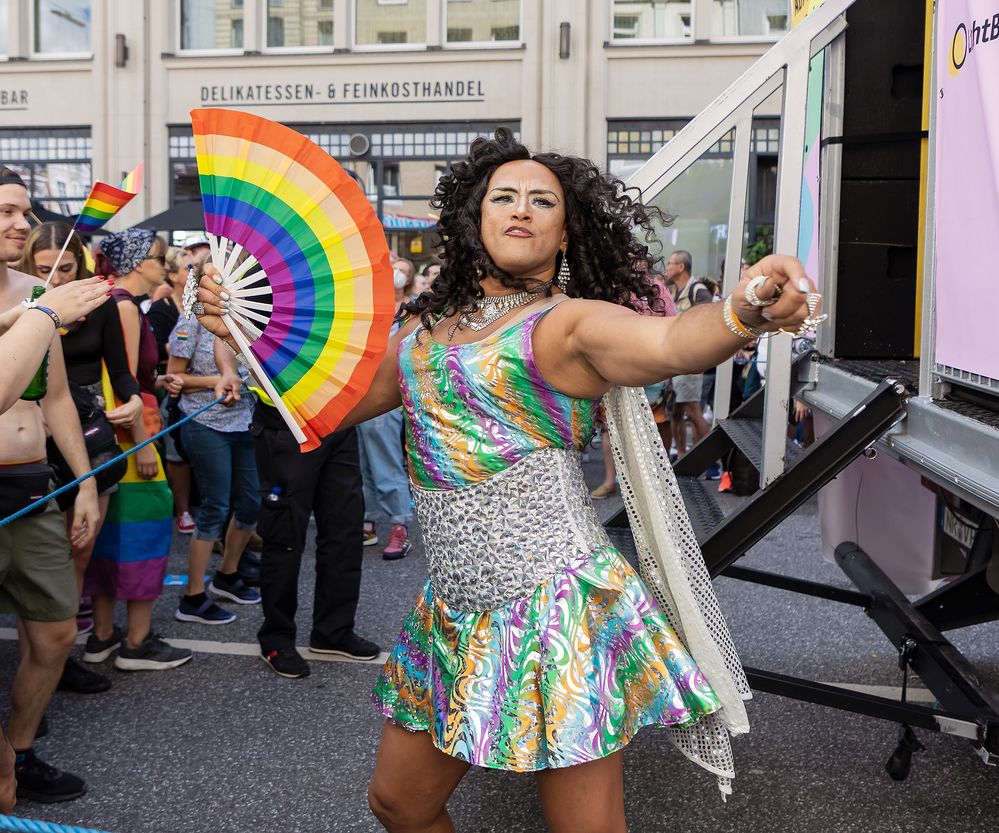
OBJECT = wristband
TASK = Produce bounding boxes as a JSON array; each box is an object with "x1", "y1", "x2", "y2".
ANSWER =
[{"x1": 23, "y1": 303, "x2": 62, "y2": 330}]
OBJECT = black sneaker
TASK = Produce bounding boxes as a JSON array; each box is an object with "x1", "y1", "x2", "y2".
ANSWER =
[
  {"x1": 114, "y1": 632, "x2": 193, "y2": 671},
  {"x1": 176, "y1": 595, "x2": 237, "y2": 625},
  {"x1": 308, "y1": 632, "x2": 381, "y2": 661},
  {"x1": 14, "y1": 749, "x2": 87, "y2": 803},
  {"x1": 82, "y1": 625, "x2": 123, "y2": 663},
  {"x1": 260, "y1": 647, "x2": 311, "y2": 679},
  {"x1": 58, "y1": 656, "x2": 111, "y2": 693},
  {"x1": 208, "y1": 572, "x2": 261, "y2": 605}
]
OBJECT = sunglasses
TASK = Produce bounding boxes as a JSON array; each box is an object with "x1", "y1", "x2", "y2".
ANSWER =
[{"x1": 143, "y1": 255, "x2": 166, "y2": 265}]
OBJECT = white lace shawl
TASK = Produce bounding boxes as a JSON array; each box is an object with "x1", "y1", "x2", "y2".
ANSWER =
[{"x1": 604, "y1": 385, "x2": 752, "y2": 798}]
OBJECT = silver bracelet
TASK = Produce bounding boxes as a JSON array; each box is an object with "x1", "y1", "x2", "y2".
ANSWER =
[
  {"x1": 220, "y1": 337, "x2": 247, "y2": 367},
  {"x1": 723, "y1": 295, "x2": 767, "y2": 339}
]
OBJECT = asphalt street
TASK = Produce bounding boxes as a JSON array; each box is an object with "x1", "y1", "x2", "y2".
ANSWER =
[{"x1": 1, "y1": 449, "x2": 997, "y2": 833}]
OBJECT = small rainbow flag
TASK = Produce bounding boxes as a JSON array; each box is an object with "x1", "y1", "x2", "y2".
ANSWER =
[{"x1": 73, "y1": 162, "x2": 144, "y2": 234}]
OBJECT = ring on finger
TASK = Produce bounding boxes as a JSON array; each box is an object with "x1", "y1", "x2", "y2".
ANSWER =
[
  {"x1": 191, "y1": 301, "x2": 205, "y2": 316},
  {"x1": 744, "y1": 275, "x2": 777, "y2": 307}
]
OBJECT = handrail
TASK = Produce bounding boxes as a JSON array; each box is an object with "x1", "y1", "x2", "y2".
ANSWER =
[{"x1": 625, "y1": 0, "x2": 857, "y2": 486}]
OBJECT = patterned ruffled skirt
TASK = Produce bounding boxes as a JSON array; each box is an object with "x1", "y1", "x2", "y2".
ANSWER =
[{"x1": 372, "y1": 541, "x2": 721, "y2": 770}]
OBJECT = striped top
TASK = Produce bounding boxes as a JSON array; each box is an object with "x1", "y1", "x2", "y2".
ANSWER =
[{"x1": 398, "y1": 301, "x2": 598, "y2": 490}]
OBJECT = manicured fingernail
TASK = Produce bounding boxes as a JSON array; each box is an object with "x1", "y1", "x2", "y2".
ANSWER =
[
  {"x1": 98, "y1": 275, "x2": 107, "y2": 281},
  {"x1": 220, "y1": 291, "x2": 230, "y2": 301},
  {"x1": 213, "y1": 275, "x2": 224, "y2": 285},
  {"x1": 798, "y1": 279, "x2": 810, "y2": 292},
  {"x1": 108, "y1": 280, "x2": 115, "y2": 287},
  {"x1": 761, "y1": 311, "x2": 774, "y2": 321}
]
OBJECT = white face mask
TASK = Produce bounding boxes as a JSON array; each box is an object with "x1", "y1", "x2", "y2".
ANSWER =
[{"x1": 393, "y1": 268, "x2": 408, "y2": 289}]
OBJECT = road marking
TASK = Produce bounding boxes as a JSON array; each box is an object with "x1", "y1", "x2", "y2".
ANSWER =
[{"x1": 0, "y1": 627, "x2": 388, "y2": 665}]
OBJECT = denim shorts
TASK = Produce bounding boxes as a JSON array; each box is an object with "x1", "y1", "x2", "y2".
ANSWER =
[{"x1": 181, "y1": 419, "x2": 260, "y2": 541}]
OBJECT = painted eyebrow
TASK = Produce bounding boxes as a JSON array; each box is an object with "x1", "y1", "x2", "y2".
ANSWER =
[{"x1": 487, "y1": 187, "x2": 560, "y2": 201}]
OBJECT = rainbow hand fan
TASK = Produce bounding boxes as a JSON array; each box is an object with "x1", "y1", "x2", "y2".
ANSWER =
[{"x1": 190, "y1": 108, "x2": 394, "y2": 451}]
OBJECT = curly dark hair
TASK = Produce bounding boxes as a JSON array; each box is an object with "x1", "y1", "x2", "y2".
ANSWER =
[{"x1": 401, "y1": 127, "x2": 668, "y2": 331}]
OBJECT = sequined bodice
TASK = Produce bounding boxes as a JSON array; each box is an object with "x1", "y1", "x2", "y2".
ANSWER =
[{"x1": 398, "y1": 303, "x2": 599, "y2": 490}]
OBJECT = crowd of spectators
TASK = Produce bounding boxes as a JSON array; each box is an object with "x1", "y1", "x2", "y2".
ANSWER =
[{"x1": 0, "y1": 166, "x2": 411, "y2": 807}]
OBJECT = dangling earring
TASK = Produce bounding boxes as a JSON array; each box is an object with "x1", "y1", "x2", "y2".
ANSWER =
[{"x1": 557, "y1": 251, "x2": 571, "y2": 291}]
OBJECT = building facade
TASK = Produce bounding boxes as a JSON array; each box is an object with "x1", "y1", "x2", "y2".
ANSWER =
[{"x1": 0, "y1": 0, "x2": 787, "y2": 271}]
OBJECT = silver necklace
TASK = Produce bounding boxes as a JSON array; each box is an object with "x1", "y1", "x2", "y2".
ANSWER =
[{"x1": 448, "y1": 278, "x2": 555, "y2": 341}]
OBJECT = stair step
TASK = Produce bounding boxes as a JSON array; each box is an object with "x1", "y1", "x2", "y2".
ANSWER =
[
  {"x1": 719, "y1": 417, "x2": 803, "y2": 472},
  {"x1": 677, "y1": 475, "x2": 725, "y2": 544},
  {"x1": 603, "y1": 475, "x2": 725, "y2": 549}
]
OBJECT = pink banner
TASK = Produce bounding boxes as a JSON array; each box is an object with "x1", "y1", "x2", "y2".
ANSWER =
[{"x1": 934, "y1": 1, "x2": 999, "y2": 379}]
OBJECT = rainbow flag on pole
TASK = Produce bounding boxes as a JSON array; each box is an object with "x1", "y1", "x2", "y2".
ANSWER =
[{"x1": 73, "y1": 162, "x2": 144, "y2": 233}]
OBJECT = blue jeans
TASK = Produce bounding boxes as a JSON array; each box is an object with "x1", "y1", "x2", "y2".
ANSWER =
[
  {"x1": 357, "y1": 409, "x2": 413, "y2": 525},
  {"x1": 182, "y1": 419, "x2": 261, "y2": 541}
]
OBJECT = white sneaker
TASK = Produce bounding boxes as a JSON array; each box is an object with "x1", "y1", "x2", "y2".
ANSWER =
[{"x1": 176, "y1": 511, "x2": 195, "y2": 535}]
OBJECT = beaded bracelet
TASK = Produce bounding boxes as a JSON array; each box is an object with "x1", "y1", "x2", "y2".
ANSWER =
[
  {"x1": 23, "y1": 303, "x2": 62, "y2": 329},
  {"x1": 723, "y1": 295, "x2": 766, "y2": 339}
]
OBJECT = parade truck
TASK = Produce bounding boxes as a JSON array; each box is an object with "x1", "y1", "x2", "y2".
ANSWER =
[{"x1": 612, "y1": 0, "x2": 999, "y2": 779}]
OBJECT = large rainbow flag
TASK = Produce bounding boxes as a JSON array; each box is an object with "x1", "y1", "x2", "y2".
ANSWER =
[{"x1": 73, "y1": 162, "x2": 144, "y2": 233}]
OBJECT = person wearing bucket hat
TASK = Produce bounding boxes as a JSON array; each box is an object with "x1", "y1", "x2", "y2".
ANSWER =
[{"x1": 83, "y1": 229, "x2": 192, "y2": 673}]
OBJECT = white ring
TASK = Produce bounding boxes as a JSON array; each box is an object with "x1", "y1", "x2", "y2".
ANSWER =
[{"x1": 744, "y1": 275, "x2": 777, "y2": 307}]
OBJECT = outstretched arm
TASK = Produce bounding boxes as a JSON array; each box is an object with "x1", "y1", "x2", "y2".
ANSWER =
[{"x1": 540, "y1": 255, "x2": 819, "y2": 397}]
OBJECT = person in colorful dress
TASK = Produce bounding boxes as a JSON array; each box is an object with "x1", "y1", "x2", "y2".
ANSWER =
[{"x1": 196, "y1": 128, "x2": 822, "y2": 832}]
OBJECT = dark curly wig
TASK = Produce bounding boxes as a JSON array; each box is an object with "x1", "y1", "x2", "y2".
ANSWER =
[{"x1": 401, "y1": 127, "x2": 668, "y2": 331}]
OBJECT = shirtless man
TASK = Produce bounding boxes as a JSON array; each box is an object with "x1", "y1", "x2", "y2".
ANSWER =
[{"x1": 0, "y1": 167, "x2": 98, "y2": 803}]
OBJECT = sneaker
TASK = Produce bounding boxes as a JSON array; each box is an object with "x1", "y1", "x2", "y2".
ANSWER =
[
  {"x1": 175, "y1": 595, "x2": 237, "y2": 625},
  {"x1": 704, "y1": 462, "x2": 723, "y2": 481},
  {"x1": 308, "y1": 631, "x2": 381, "y2": 661},
  {"x1": 78, "y1": 596, "x2": 93, "y2": 617},
  {"x1": 363, "y1": 521, "x2": 378, "y2": 547},
  {"x1": 14, "y1": 749, "x2": 86, "y2": 803},
  {"x1": 208, "y1": 573, "x2": 261, "y2": 605},
  {"x1": 58, "y1": 657, "x2": 111, "y2": 694},
  {"x1": 382, "y1": 524, "x2": 411, "y2": 561},
  {"x1": 82, "y1": 625, "x2": 123, "y2": 663},
  {"x1": 76, "y1": 617, "x2": 94, "y2": 636},
  {"x1": 590, "y1": 482, "x2": 618, "y2": 499},
  {"x1": 261, "y1": 647, "x2": 311, "y2": 679},
  {"x1": 176, "y1": 511, "x2": 196, "y2": 534},
  {"x1": 114, "y1": 632, "x2": 193, "y2": 671}
]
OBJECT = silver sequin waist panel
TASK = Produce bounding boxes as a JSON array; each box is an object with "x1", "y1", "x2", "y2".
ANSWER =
[{"x1": 412, "y1": 447, "x2": 612, "y2": 611}]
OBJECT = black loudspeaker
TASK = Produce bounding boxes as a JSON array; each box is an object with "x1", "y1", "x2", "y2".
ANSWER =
[{"x1": 834, "y1": 0, "x2": 925, "y2": 358}]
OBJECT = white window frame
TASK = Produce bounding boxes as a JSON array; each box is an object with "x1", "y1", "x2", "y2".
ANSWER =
[
  {"x1": 262, "y1": 0, "x2": 336, "y2": 54},
  {"x1": 442, "y1": 0, "x2": 523, "y2": 51},
  {"x1": 30, "y1": 0, "x2": 93, "y2": 60},
  {"x1": 352, "y1": 0, "x2": 427, "y2": 52},
  {"x1": 176, "y1": 0, "x2": 246, "y2": 56},
  {"x1": 607, "y1": 0, "x2": 696, "y2": 46},
  {"x1": 707, "y1": 0, "x2": 789, "y2": 44}
]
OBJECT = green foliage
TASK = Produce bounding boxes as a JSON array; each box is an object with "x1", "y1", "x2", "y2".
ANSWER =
[{"x1": 744, "y1": 224, "x2": 774, "y2": 266}]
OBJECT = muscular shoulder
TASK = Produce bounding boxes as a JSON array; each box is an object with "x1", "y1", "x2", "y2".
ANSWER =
[{"x1": 539, "y1": 297, "x2": 639, "y2": 342}]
